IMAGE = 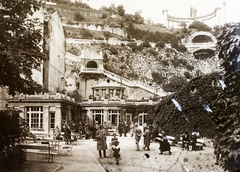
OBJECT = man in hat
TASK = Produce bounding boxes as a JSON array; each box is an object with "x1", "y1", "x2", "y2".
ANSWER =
[{"x1": 96, "y1": 125, "x2": 108, "y2": 158}]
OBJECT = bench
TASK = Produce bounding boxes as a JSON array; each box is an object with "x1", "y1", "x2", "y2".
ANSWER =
[
  {"x1": 155, "y1": 134, "x2": 175, "y2": 145},
  {"x1": 177, "y1": 137, "x2": 204, "y2": 150},
  {"x1": 196, "y1": 138, "x2": 204, "y2": 150},
  {"x1": 16, "y1": 142, "x2": 58, "y2": 162}
]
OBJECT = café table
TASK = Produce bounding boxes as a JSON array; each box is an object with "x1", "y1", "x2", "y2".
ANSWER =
[{"x1": 43, "y1": 138, "x2": 62, "y2": 153}]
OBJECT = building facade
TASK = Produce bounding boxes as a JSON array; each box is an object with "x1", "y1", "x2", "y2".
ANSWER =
[{"x1": 6, "y1": 11, "x2": 79, "y2": 135}]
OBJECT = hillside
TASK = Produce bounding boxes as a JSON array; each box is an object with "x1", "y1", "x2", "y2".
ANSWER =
[
  {"x1": 66, "y1": 42, "x2": 222, "y2": 93},
  {"x1": 45, "y1": 1, "x2": 221, "y2": 95}
]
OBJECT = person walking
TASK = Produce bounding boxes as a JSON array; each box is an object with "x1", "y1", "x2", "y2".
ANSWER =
[
  {"x1": 214, "y1": 134, "x2": 221, "y2": 165},
  {"x1": 96, "y1": 125, "x2": 108, "y2": 158},
  {"x1": 159, "y1": 133, "x2": 172, "y2": 155},
  {"x1": 143, "y1": 126, "x2": 151, "y2": 151},
  {"x1": 134, "y1": 123, "x2": 142, "y2": 151},
  {"x1": 118, "y1": 122, "x2": 123, "y2": 137},
  {"x1": 129, "y1": 122, "x2": 135, "y2": 137},
  {"x1": 123, "y1": 121, "x2": 128, "y2": 137}
]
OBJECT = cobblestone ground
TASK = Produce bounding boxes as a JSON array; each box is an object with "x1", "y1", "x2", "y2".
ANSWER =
[{"x1": 15, "y1": 134, "x2": 224, "y2": 172}]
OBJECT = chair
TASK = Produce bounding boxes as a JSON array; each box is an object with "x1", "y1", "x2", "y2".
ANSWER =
[{"x1": 61, "y1": 142, "x2": 73, "y2": 155}]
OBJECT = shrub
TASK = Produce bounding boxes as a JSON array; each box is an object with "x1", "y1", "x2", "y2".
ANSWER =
[
  {"x1": 0, "y1": 110, "x2": 27, "y2": 170},
  {"x1": 184, "y1": 71, "x2": 191, "y2": 79},
  {"x1": 101, "y1": 13, "x2": 108, "y2": 19},
  {"x1": 80, "y1": 29, "x2": 93, "y2": 38},
  {"x1": 110, "y1": 46, "x2": 118, "y2": 55},
  {"x1": 155, "y1": 41, "x2": 165, "y2": 49},
  {"x1": 177, "y1": 44, "x2": 187, "y2": 52},
  {"x1": 185, "y1": 64, "x2": 194, "y2": 71},
  {"x1": 74, "y1": 12, "x2": 85, "y2": 21}
]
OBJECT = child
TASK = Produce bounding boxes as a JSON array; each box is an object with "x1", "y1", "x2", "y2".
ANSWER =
[
  {"x1": 111, "y1": 140, "x2": 121, "y2": 165},
  {"x1": 110, "y1": 133, "x2": 121, "y2": 165},
  {"x1": 111, "y1": 132, "x2": 118, "y2": 144}
]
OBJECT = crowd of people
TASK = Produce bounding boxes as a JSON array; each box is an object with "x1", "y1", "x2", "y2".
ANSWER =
[
  {"x1": 52, "y1": 119, "x2": 97, "y2": 143},
  {"x1": 51, "y1": 119, "x2": 206, "y2": 165},
  {"x1": 94, "y1": 122, "x2": 174, "y2": 163}
]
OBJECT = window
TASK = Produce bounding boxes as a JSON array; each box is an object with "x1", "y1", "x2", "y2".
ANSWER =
[
  {"x1": 92, "y1": 110, "x2": 104, "y2": 125},
  {"x1": 26, "y1": 107, "x2": 43, "y2": 129},
  {"x1": 50, "y1": 113, "x2": 55, "y2": 129},
  {"x1": 138, "y1": 112, "x2": 148, "y2": 126},
  {"x1": 126, "y1": 113, "x2": 132, "y2": 123},
  {"x1": 108, "y1": 110, "x2": 120, "y2": 126}
]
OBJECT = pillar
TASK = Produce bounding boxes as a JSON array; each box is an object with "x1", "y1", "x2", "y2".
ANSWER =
[
  {"x1": 86, "y1": 108, "x2": 92, "y2": 123},
  {"x1": 43, "y1": 105, "x2": 49, "y2": 134},
  {"x1": 103, "y1": 109, "x2": 108, "y2": 122},
  {"x1": 66, "y1": 105, "x2": 71, "y2": 122},
  {"x1": 55, "y1": 105, "x2": 62, "y2": 130}
]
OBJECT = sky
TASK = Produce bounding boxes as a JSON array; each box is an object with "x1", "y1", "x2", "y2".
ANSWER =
[{"x1": 80, "y1": 0, "x2": 240, "y2": 25}]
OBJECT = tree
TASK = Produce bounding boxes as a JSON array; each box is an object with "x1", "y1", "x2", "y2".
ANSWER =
[
  {"x1": 133, "y1": 11, "x2": 144, "y2": 24},
  {"x1": 189, "y1": 20, "x2": 212, "y2": 32},
  {"x1": 117, "y1": 5, "x2": 125, "y2": 16},
  {"x1": 0, "y1": 0, "x2": 45, "y2": 95},
  {"x1": 212, "y1": 23, "x2": 240, "y2": 171},
  {"x1": 162, "y1": 76, "x2": 187, "y2": 92},
  {"x1": 152, "y1": 72, "x2": 221, "y2": 140}
]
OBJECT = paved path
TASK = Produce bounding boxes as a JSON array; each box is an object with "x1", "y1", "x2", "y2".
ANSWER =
[{"x1": 16, "y1": 134, "x2": 224, "y2": 172}]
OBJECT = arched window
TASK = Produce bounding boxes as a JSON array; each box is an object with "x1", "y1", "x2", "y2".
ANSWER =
[
  {"x1": 86, "y1": 61, "x2": 97, "y2": 68},
  {"x1": 192, "y1": 35, "x2": 213, "y2": 43}
]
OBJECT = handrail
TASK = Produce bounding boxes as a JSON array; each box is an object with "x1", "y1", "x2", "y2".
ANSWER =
[{"x1": 80, "y1": 69, "x2": 167, "y2": 96}]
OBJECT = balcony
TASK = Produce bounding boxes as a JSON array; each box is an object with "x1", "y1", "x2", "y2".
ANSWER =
[{"x1": 80, "y1": 68, "x2": 103, "y2": 74}]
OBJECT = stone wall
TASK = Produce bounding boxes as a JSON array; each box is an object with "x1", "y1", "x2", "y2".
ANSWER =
[{"x1": 63, "y1": 23, "x2": 126, "y2": 37}]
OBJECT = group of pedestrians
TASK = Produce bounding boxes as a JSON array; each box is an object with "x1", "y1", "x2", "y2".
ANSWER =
[
  {"x1": 181, "y1": 131, "x2": 200, "y2": 151},
  {"x1": 134, "y1": 123, "x2": 172, "y2": 155}
]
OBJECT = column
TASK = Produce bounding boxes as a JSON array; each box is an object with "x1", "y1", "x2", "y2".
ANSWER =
[
  {"x1": 55, "y1": 105, "x2": 62, "y2": 131},
  {"x1": 106, "y1": 89, "x2": 109, "y2": 98},
  {"x1": 120, "y1": 89, "x2": 123, "y2": 99},
  {"x1": 86, "y1": 108, "x2": 92, "y2": 123},
  {"x1": 66, "y1": 105, "x2": 71, "y2": 122},
  {"x1": 103, "y1": 109, "x2": 108, "y2": 122},
  {"x1": 43, "y1": 105, "x2": 49, "y2": 134}
]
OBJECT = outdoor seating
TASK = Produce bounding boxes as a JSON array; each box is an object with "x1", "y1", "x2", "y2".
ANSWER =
[
  {"x1": 16, "y1": 142, "x2": 58, "y2": 162},
  {"x1": 61, "y1": 142, "x2": 73, "y2": 155}
]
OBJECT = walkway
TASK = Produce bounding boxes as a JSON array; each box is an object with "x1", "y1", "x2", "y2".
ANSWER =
[{"x1": 17, "y1": 134, "x2": 224, "y2": 172}]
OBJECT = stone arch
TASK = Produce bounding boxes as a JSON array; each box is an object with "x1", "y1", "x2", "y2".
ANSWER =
[
  {"x1": 193, "y1": 48, "x2": 215, "y2": 59},
  {"x1": 86, "y1": 61, "x2": 97, "y2": 68},
  {"x1": 189, "y1": 31, "x2": 217, "y2": 44}
]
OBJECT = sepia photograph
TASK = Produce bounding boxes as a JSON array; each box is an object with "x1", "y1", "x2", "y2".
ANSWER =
[{"x1": 0, "y1": 0, "x2": 240, "y2": 171}]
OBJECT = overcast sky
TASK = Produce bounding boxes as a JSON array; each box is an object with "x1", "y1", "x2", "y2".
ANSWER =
[{"x1": 80, "y1": 0, "x2": 239, "y2": 25}]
